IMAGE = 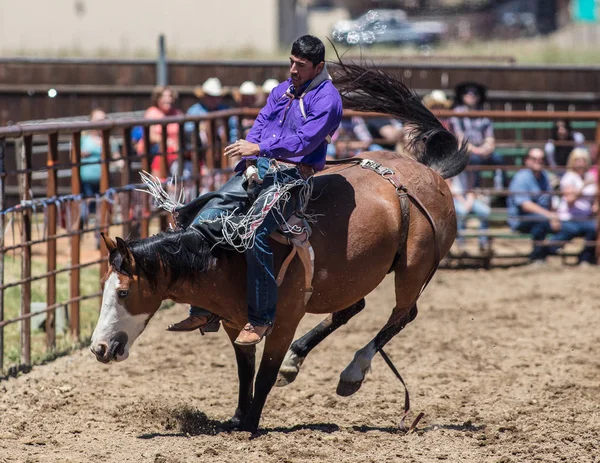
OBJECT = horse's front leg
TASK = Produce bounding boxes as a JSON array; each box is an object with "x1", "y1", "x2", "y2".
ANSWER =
[
  {"x1": 242, "y1": 316, "x2": 299, "y2": 433},
  {"x1": 223, "y1": 324, "x2": 256, "y2": 428},
  {"x1": 277, "y1": 298, "x2": 366, "y2": 387}
]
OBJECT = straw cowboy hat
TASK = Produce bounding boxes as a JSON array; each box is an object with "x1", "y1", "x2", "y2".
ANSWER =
[
  {"x1": 261, "y1": 78, "x2": 279, "y2": 94},
  {"x1": 193, "y1": 77, "x2": 224, "y2": 98},
  {"x1": 422, "y1": 90, "x2": 452, "y2": 109}
]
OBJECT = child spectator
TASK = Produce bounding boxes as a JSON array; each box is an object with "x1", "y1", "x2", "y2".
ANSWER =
[{"x1": 544, "y1": 119, "x2": 586, "y2": 168}]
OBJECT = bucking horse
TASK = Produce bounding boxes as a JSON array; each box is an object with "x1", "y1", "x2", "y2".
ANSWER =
[{"x1": 90, "y1": 59, "x2": 468, "y2": 433}]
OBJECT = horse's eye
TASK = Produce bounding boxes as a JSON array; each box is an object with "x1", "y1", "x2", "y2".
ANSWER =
[{"x1": 117, "y1": 290, "x2": 129, "y2": 299}]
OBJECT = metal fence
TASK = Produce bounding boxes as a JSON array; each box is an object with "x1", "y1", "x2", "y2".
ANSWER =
[{"x1": 1, "y1": 108, "x2": 600, "y2": 376}]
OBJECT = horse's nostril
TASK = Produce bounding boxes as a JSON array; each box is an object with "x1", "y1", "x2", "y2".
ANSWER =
[{"x1": 92, "y1": 343, "x2": 107, "y2": 359}]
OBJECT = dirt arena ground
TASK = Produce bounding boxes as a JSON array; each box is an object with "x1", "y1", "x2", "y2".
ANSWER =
[{"x1": 1, "y1": 262, "x2": 599, "y2": 463}]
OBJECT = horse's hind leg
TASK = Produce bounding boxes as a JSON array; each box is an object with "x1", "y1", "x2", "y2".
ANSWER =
[
  {"x1": 223, "y1": 324, "x2": 256, "y2": 428},
  {"x1": 276, "y1": 298, "x2": 366, "y2": 387},
  {"x1": 337, "y1": 302, "x2": 418, "y2": 397}
]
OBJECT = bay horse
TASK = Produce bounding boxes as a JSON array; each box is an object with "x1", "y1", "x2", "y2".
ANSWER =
[{"x1": 90, "y1": 60, "x2": 468, "y2": 433}]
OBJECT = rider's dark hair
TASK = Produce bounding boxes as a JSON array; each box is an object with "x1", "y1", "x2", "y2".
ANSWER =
[{"x1": 291, "y1": 35, "x2": 325, "y2": 66}]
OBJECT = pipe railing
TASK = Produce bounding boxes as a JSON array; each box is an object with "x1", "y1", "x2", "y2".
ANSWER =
[{"x1": 1, "y1": 108, "x2": 600, "y2": 375}]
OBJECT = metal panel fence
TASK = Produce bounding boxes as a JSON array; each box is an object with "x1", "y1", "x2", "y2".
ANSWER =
[{"x1": 1, "y1": 108, "x2": 600, "y2": 376}]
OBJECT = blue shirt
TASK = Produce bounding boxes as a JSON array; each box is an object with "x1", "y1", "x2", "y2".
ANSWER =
[
  {"x1": 241, "y1": 72, "x2": 343, "y2": 172},
  {"x1": 507, "y1": 168, "x2": 552, "y2": 229},
  {"x1": 185, "y1": 102, "x2": 238, "y2": 143}
]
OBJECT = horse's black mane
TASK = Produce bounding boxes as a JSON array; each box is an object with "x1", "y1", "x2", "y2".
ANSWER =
[{"x1": 115, "y1": 229, "x2": 222, "y2": 289}]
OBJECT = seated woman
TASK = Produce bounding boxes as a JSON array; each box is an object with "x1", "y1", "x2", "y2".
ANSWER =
[
  {"x1": 447, "y1": 172, "x2": 491, "y2": 253},
  {"x1": 137, "y1": 86, "x2": 183, "y2": 179},
  {"x1": 549, "y1": 148, "x2": 597, "y2": 264},
  {"x1": 544, "y1": 119, "x2": 585, "y2": 168}
]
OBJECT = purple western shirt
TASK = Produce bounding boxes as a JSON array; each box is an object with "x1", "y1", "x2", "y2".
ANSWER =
[{"x1": 238, "y1": 72, "x2": 343, "y2": 172}]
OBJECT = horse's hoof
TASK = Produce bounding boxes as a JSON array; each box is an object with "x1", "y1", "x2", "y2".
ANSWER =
[
  {"x1": 228, "y1": 415, "x2": 243, "y2": 429},
  {"x1": 275, "y1": 351, "x2": 304, "y2": 387},
  {"x1": 336, "y1": 379, "x2": 363, "y2": 397}
]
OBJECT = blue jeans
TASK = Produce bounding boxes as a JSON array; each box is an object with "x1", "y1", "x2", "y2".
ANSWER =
[
  {"x1": 548, "y1": 219, "x2": 597, "y2": 264},
  {"x1": 190, "y1": 164, "x2": 303, "y2": 326},
  {"x1": 81, "y1": 181, "x2": 100, "y2": 227},
  {"x1": 454, "y1": 198, "x2": 490, "y2": 247},
  {"x1": 514, "y1": 213, "x2": 552, "y2": 261},
  {"x1": 468, "y1": 151, "x2": 504, "y2": 188}
]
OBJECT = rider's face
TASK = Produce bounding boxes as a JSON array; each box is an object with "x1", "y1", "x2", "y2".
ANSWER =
[{"x1": 289, "y1": 55, "x2": 323, "y2": 88}]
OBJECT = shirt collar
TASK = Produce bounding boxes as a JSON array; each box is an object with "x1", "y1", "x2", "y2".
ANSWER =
[{"x1": 290, "y1": 79, "x2": 313, "y2": 97}]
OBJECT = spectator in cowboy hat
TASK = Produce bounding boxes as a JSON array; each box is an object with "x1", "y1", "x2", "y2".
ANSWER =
[
  {"x1": 233, "y1": 81, "x2": 262, "y2": 138},
  {"x1": 261, "y1": 78, "x2": 280, "y2": 95},
  {"x1": 450, "y1": 81, "x2": 504, "y2": 190},
  {"x1": 185, "y1": 77, "x2": 238, "y2": 144},
  {"x1": 422, "y1": 89, "x2": 452, "y2": 131}
]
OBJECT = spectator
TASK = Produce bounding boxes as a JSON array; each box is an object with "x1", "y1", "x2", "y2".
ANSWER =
[
  {"x1": 450, "y1": 82, "x2": 503, "y2": 189},
  {"x1": 185, "y1": 77, "x2": 237, "y2": 145},
  {"x1": 327, "y1": 116, "x2": 373, "y2": 160},
  {"x1": 544, "y1": 119, "x2": 586, "y2": 168},
  {"x1": 550, "y1": 148, "x2": 597, "y2": 264},
  {"x1": 80, "y1": 108, "x2": 120, "y2": 227},
  {"x1": 261, "y1": 78, "x2": 280, "y2": 97},
  {"x1": 137, "y1": 86, "x2": 183, "y2": 178},
  {"x1": 422, "y1": 89, "x2": 452, "y2": 131},
  {"x1": 507, "y1": 148, "x2": 558, "y2": 263},
  {"x1": 447, "y1": 172, "x2": 491, "y2": 253},
  {"x1": 232, "y1": 81, "x2": 261, "y2": 139},
  {"x1": 365, "y1": 117, "x2": 404, "y2": 151}
]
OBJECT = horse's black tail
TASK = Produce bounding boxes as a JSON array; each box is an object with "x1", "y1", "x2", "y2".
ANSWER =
[{"x1": 330, "y1": 52, "x2": 469, "y2": 179}]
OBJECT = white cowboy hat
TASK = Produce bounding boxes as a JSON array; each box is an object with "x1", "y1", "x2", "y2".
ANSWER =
[
  {"x1": 262, "y1": 78, "x2": 279, "y2": 94},
  {"x1": 201, "y1": 77, "x2": 224, "y2": 97},
  {"x1": 239, "y1": 81, "x2": 258, "y2": 96}
]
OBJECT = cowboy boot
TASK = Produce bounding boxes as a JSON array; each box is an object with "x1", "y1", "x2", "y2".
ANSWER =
[
  {"x1": 234, "y1": 323, "x2": 273, "y2": 346},
  {"x1": 167, "y1": 312, "x2": 221, "y2": 334}
]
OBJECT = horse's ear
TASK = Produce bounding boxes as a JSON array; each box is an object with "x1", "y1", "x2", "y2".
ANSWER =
[
  {"x1": 115, "y1": 237, "x2": 136, "y2": 275},
  {"x1": 101, "y1": 232, "x2": 117, "y2": 253}
]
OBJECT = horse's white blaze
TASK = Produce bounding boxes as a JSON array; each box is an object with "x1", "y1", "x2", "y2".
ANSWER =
[{"x1": 91, "y1": 273, "x2": 149, "y2": 361}]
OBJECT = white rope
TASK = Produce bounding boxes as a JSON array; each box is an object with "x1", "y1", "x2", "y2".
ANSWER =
[
  {"x1": 199, "y1": 164, "x2": 314, "y2": 253},
  {"x1": 135, "y1": 171, "x2": 184, "y2": 215}
]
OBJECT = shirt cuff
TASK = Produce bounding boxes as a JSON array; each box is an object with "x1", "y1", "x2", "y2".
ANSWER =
[{"x1": 258, "y1": 140, "x2": 272, "y2": 158}]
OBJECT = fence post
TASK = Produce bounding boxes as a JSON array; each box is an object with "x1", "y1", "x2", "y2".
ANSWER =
[
  {"x1": 121, "y1": 128, "x2": 133, "y2": 238},
  {"x1": 141, "y1": 127, "x2": 151, "y2": 238},
  {"x1": 0, "y1": 138, "x2": 5, "y2": 372},
  {"x1": 70, "y1": 132, "x2": 82, "y2": 339},
  {"x1": 156, "y1": 34, "x2": 167, "y2": 87},
  {"x1": 46, "y1": 133, "x2": 59, "y2": 350},
  {"x1": 205, "y1": 120, "x2": 216, "y2": 192},
  {"x1": 20, "y1": 136, "x2": 33, "y2": 364},
  {"x1": 191, "y1": 121, "x2": 202, "y2": 196},
  {"x1": 99, "y1": 130, "x2": 111, "y2": 280}
]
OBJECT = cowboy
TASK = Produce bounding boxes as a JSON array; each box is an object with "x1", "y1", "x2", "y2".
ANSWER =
[{"x1": 168, "y1": 35, "x2": 343, "y2": 345}]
